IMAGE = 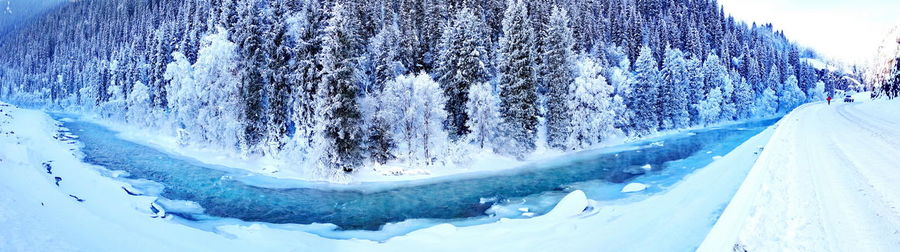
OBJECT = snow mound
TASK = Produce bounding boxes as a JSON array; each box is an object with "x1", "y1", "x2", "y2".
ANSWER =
[
  {"x1": 542, "y1": 190, "x2": 588, "y2": 219},
  {"x1": 621, "y1": 183, "x2": 648, "y2": 193}
]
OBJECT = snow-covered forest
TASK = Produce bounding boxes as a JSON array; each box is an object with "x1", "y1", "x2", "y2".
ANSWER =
[{"x1": 0, "y1": 0, "x2": 851, "y2": 179}]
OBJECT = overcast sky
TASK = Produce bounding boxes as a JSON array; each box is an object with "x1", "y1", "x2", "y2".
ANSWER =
[{"x1": 718, "y1": 0, "x2": 900, "y2": 65}]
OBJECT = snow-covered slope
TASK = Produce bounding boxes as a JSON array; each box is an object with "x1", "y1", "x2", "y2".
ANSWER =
[{"x1": 700, "y1": 97, "x2": 900, "y2": 251}]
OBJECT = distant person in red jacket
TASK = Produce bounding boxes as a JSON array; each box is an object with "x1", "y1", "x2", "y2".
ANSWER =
[{"x1": 826, "y1": 96, "x2": 832, "y2": 105}]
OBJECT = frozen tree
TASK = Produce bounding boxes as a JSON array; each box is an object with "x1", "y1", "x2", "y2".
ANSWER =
[
  {"x1": 313, "y1": 3, "x2": 364, "y2": 174},
  {"x1": 778, "y1": 74, "x2": 805, "y2": 112},
  {"x1": 627, "y1": 46, "x2": 661, "y2": 136},
  {"x1": 436, "y1": 7, "x2": 488, "y2": 139},
  {"x1": 380, "y1": 74, "x2": 416, "y2": 160},
  {"x1": 361, "y1": 91, "x2": 395, "y2": 164},
  {"x1": 125, "y1": 81, "x2": 151, "y2": 127},
  {"x1": 686, "y1": 57, "x2": 704, "y2": 125},
  {"x1": 264, "y1": 0, "x2": 292, "y2": 155},
  {"x1": 497, "y1": 0, "x2": 539, "y2": 157},
  {"x1": 695, "y1": 87, "x2": 722, "y2": 125},
  {"x1": 412, "y1": 73, "x2": 449, "y2": 164},
  {"x1": 766, "y1": 65, "x2": 781, "y2": 92},
  {"x1": 381, "y1": 73, "x2": 449, "y2": 164},
  {"x1": 289, "y1": 0, "x2": 324, "y2": 152},
  {"x1": 660, "y1": 47, "x2": 690, "y2": 129},
  {"x1": 165, "y1": 27, "x2": 243, "y2": 150},
  {"x1": 99, "y1": 83, "x2": 126, "y2": 122},
  {"x1": 541, "y1": 6, "x2": 576, "y2": 149},
  {"x1": 702, "y1": 53, "x2": 734, "y2": 121},
  {"x1": 734, "y1": 76, "x2": 754, "y2": 119},
  {"x1": 567, "y1": 57, "x2": 617, "y2": 149},
  {"x1": 466, "y1": 81, "x2": 500, "y2": 149},
  {"x1": 753, "y1": 87, "x2": 778, "y2": 117},
  {"x1": 369, "y1": 22, "x2": 407, "y2": 93},
  {"x1": 235, "y1": 0, "x2": 268, "y2": 154},
  {"x1": 807, "y1": 81, "x2": 826, "y2": 102}
]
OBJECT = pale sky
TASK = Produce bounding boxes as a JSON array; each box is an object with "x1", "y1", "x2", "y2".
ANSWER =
[{"x1": 718, "y1": 0, "x2": 900, "y2": 65}]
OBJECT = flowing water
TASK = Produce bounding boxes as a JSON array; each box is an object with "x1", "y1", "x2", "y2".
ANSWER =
[{"x1": 57, "y1": 116, "x2": 777, "y2": 233}]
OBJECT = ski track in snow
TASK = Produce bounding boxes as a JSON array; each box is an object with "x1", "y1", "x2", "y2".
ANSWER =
[{"x1": 701, "y1": 99, "x2": 900, "y2": 251}]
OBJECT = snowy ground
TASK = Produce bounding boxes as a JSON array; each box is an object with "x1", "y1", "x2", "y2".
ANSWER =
[
  {"x1": 86, "y1": 115, "x2": 580, "y2": 183},
  {"x1": 0, "y1": 101, "x2": 777, "y2": 251},
  {"x1": 700, "y1": 94, "x2": 900, "y2": 251}
]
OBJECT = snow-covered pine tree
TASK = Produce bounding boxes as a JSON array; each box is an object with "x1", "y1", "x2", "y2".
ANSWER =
[
  {"x1": 567, "y1": 57, "x2": 616, "y2": 149},
  {"x1": 436, "y1": 7, "x2": 488, "y2": 139},
  {"x1": 497, "y1": 0, "x2": 539, "y2": 157},
  {"x1": 289, "y1": 0, "x2": 323, "y2": 151},
  {"x1": 702, "y1": 53, "x2": 734, "y2": 121},
  {"x1": 660, "y1": 47, "x2": 690, "y2": 129},
  {"x1": 264, "y1": 0, "x2": 292, "y2": 155},
  {"x1": 235, "y1": 0, "x2": 268, "y2": 154},
  {"x1": 766, "y1": 65, "x2": 781, "y2": 93},
  {"x1": 686, "y1": 56, "x2": 704, "y2": 125},
  {"x1": 541, "y1": 6, "x2": 576, "y2": 149},
  {"x1": 369, "y1": 21, "x2": 407, "y2": 93},
  {"x1": 733, "y1": 75, "x2": 754, "y2": 119},
  {"x1": 363, "y1": 22, "x2": 405, "y2": 164},
  {"x1": 314, "y1": 3, "x2": 364, "y2": 174},
  {"x1": 361, "y1": 90, "x2": 395, "y2": 164},
  {"x1": 627, "y1": 46, "x2": 661, "y2": 136},
  {"x1": 466, "y1": 81, "x2": 500, "y2": 149}
]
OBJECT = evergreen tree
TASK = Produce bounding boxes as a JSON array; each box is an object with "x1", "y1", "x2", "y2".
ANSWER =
[
  {"x1": 235, "y1": 0, "x2": 268, "y2": 154},
  {"x1": 660, "y1": 47, "x2": 690, "y2": 129},
  {"x1": 369, "y1": 22, "x2": 407, "y2": 93},
  {"x1": 314, "y1": 3, "x2": 364, "y2": 174},
  {"x1": 627, "y1": 46, "x2": 661, "y2": 136},
  {"x1": 436, "y1": 8, "x2": 488, "y2": 139},
  {"x1": 541, "y1": 6, "x2": 576, "y2": 149},
  {"x1": 734, "y1": 76, "x2": 754, "y2": 119},
  {"x1": 497, "y1": 0, "x2": 539, "y2": 157},
  {"x1": 265, "y1": 0, "x2": 292, "y2": 155},
  {"x1": 290, "y1": 0, "x2": 323, "y2": 150},
  {"x1": 686, "y1": 56, "x2": 704, "y2": 125}
]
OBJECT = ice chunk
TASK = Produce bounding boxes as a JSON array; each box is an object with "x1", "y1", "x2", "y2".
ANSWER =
[
  {"x1": 155, "y1": 198, "x2": 205, "y2": 214},
  {"x1": 641, "y1": 164, "x2": 652, "y2": 171},
  {"x1": 621, "y1": 183, "x2": 648, "y2": 193}
]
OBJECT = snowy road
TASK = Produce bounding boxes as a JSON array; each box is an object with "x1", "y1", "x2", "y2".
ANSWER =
[{"x1": 701, "y1": 99, "x2": 900, "y2": 251}]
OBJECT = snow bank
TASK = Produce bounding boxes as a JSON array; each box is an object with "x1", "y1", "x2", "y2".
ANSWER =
[{"x1": 699, "y1": 99, "x2": 900, "y2": 251}]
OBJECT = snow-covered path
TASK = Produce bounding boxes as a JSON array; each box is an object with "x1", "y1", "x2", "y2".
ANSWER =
[{"x1": 701, "y1": 99, "x2": 900, "y2": 251}]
